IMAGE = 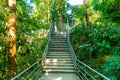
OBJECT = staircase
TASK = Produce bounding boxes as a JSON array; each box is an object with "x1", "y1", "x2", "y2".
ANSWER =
[
  {"x1": 41, "y1": 32, "x2": 79, "y2": 80},
  {"x1": 11, "y1": 21, "x2": 110, "y2": 80}
]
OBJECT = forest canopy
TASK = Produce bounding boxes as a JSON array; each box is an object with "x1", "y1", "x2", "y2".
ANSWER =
[{"x1": 0, "y1": 0, "x2": 120, "y2": 80}]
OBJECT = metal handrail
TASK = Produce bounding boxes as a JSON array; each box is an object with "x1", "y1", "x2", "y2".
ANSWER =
[
  {"x1": 66, "y1": 19, "x2": 77, "y2": 67},
  {"x1": 66, "y1": 19, "x2": 110, "y2": 80},
  {"x1": 42, "y1": 21, "x2": 54, "y2": 63},
  {"x1": 11, "y1": 21, "x2": 54, "y2": 80}
]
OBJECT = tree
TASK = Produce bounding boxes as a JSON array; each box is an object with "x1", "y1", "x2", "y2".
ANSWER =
[
  {"x1": 83, "y1": 0, "x2": 89, "y2": 27},
  {"x1": 92, "y1": 0, "x2": 120, "y2": 23},
  {"x1": 7, "y1": 0, "x2": 17, "y2": 78},
  {"x1": 50, "y1": 0, "x2": 67, "y2": 22}
]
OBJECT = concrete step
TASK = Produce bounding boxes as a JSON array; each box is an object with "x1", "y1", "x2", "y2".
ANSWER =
[
  {"x1": 51, "y1": 36, "x2": 67, "y2": 39},
  {"x1": 48, "y1": 51, "x2": 71, "y2": 54},
  {"x1": 50, "y1": 40, "x2": 67, "y2": 43},
  {"x1": 52, "y1": 36, "x2": 67, "y2": 38},
  {"x1": 49, "y1": 46, "x2": 69, "y2": 48},
  {"x1": 52, "y1": 33, "x2": 67, "y2": 35},
  {"x1": 40, "y1": 73, "x2": 80, "y2": 80},
  {"x1": 51, "y1": 34, "x2": 67, "y2": 37},
  {"x1": 47, "y1": 55, "x2": 71, "y2": 58},
  {"x1": 49, "y1": 48, "x2": 69, "y2": 51},
  {"x1": 44, "y1": 59, "x2": 72, "y2": 62},
  {"x1": 44, "y1": 61, "x2": 73, "y2": 65},
  {"x1": 51, "y1": 37, "x2": 67, "y2": 39},
  {"x1": 44, "y1": 66, "x2": 75, "y2": 70},
  {"x1": 45, "y1": 63, "x2": 74, "y2": 66},
  {"x1": 46, "y1": 56, "x2": 71, "y2": 60},
  {"x1": 52, "y1": 32, "x2": 66, "y2": 35},
  {"x1": 47, "y1": 53, "x2": 71, "y2": 56},
  {"x1": 49, "y1": 44, "x2": 68, "y2": 47},
  {"x1": 43, "y1": 69, "x2": 75, "y2": 73},
  {"x1": 50, "y1": 42, "x2": 68, "y2": 44},
  {"x1": 47, "y1": 53, "x2": 71, "y2": 57},
  {"x1": 50, "y1": 39, "x2": 67, "y2": 41}
]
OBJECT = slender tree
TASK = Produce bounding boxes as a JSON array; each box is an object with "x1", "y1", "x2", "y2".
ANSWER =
[
  {"x1": 83, "y1": 0, "x2": 89, "y2": 27},
  {"x1": 7, "y1": 0, "x2": 17, "y2": 78}
]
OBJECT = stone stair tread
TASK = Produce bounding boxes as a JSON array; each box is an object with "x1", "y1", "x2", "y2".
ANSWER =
[
  {"x1": 48, "y1": 52, "x2": 70, "y2": 54},
  {"x1": 49, "y1": 46, "x2": 69, "y2": 48},
  {"x1": 43, "y1": 69, "x2": 75, "y2": 73},
  {"x1": 52, "y1": 33, "x2": 67, "y2": 35},
  {"x1": 49, "y1": 50, "x2": 69, "y2": 51},
  {"x1": 50, "y1": 39, "x2": 67, "y2": 40},
  {"x1": 46, "y1": 57, "x2": 72, "y2": 60},
  {"x1": 50, "y1": 41, "x2": 67, "y2": 43},
  {"x1": 48, "y1": 51, "x2": 70, "y2": 54},
  {"x1": 48, "y1": 53, "x2": 70, "y2": 55},
  {"x1": 51, "y1": 36, "x2": 66, "y2": 37},
  {"x1": 51, "y1": 37, "x2": 67, "y2": 39},
  {"x1": 40, "y1": 73, "x2": 80, "y2": 80},
  {"x1": 44, "y1": 61, "x2": 73, "y2": 65},
  {"x1": 44, "y1": 66, "x2": 74, "y2": 69},
  {"x1": 49, "y1": 44, "x2": 68, "y2": 46},
  {"x1": 45, "y1": 63, "x2": 74, "y2": 66},
  {"x1": 49, "y1": 48, "x2": 69, "y2": 50},
  {"x1": 52, "y1": 33, "x2": 66, "y2": 35},
  {"x1": 50, "y1": 39, "x2": 67, "y2": 41},
  {"x1": 47, "y1": 54, "x2": 71, "y2": 56},
  {"x1": 51, "y1": 36, "x2": 67, "y2": 39},
  {"x1": 50, "y1": 42, "x2": 68, "y2": 43},
  {"x1": 44, "y1": 59, "x2": 72, "y2": 62},
  {"x1": 47, "y1": 56, "x2": 71, "y2": 58}
]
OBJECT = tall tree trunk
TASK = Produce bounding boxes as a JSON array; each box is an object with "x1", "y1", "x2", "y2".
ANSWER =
[
  {"x1": 7, "y1": 0, "x2": 17, "y2": 78},
  {"x1": 83, "y1": 0, "x2": 89, "y2": 27}
]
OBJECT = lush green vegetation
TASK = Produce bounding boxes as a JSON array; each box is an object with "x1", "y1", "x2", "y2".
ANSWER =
[
  {"x1": 0, "y1": 0, "x2": 120, "y2": 80},
  {"x1": 0, "y1": 0, "x2": 49, "y2": 79},
  {"x1": 70, "y1": 0, "x2": 120, "y2": 80}
]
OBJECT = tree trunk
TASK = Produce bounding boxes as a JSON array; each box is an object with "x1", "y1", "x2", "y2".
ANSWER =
[
  {"x1": 83, "y1": 0, "x2": 89, "y2": 27},
  {"x1": 7, "y1": 0, "x2": 17, "y2": 78}
]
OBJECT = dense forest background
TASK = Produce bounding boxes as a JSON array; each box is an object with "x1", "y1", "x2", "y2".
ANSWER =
[{"x1": 0, "y1": 0, "x2": 120, "y2": 80}]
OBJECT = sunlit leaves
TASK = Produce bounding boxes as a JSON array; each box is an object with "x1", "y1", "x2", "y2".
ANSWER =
[
  {"x1": 103, "y1": 56, "x2": 120, "y2": 80},
  {"x1": 92, "y1": 0, "x2": 120, "y2": 23}
]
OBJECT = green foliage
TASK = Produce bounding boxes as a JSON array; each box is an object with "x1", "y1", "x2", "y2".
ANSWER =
[
  {"x1": 72, "y1": 5, "x2": 85, "y2": 21},
  {"x1": 102, "y1": 56, "x2": 120, "y2": 80},
  {"x1": 71, "y1": 25, "x2": 120, "y2": 79},
  {"x1": 50, "y1": 0, "x2": 67, "y2": 22},
  {"x1": 0, "y1": 0, "x2": 50, "y2": 79},
  {"x1": 92, "y1": 0, "x2": 120, "y2": 23}
]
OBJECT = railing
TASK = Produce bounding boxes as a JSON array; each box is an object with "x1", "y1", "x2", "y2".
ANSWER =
[
  {"x1": 53, "y1": 22, "x2": 66, "y2": 33},
  {"x1": 11, "y1": 21, "x2": 54, "y2": 80},
  {"x1": 66, "y1": 19, "x2": 110, "y2": 80}
]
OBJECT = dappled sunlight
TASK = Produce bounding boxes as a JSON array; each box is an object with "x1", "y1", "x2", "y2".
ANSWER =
[
  {"x1": 44, "y1": 59, "x2": 67, "y2": 65},
  {"x1": 8, "y1": 0, "x2": 16, "y2": 6},
  {"x1": 54, "y1": 77, "x2": 62, "y2": 80},
  {"x1": 45, "y1": 59, "x2": 50, "y2": 64},
  {"x1": 42, "y1": 73, "x2": 80, "y2": 80},
  {"x1": 9, "y1": 28, "x2": 16, "y2": 38},
  {"x1": 53, "y1": 59, "x2": 58, "y2": 65},
  {"x1": 104, "y1": 55, "x2": 110, "y2": 59},
  {"x1": 45, "y1": 59, "x2": 59, "y2": 65}
]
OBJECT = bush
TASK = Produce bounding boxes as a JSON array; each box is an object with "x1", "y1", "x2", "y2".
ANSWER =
[{"x1": 70, "y1": 25, "x2": 120, "y2": 79}]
